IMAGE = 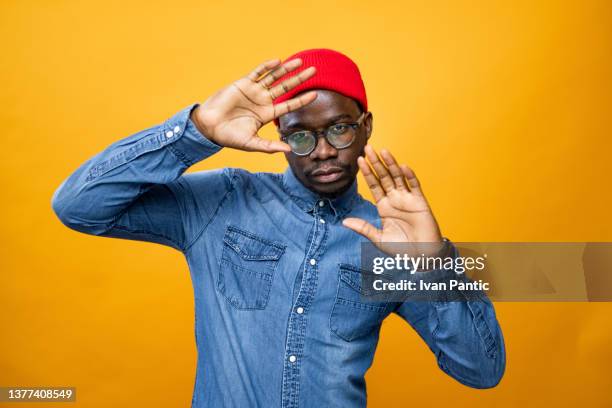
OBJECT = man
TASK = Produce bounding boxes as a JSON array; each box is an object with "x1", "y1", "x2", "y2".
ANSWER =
[{"x1": 52, "y1": 48, "x2": 505, "y2": 407}]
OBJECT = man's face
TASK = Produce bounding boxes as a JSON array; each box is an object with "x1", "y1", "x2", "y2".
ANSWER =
[{"x1": 278, "y1": 90, "x2": 373, "y2": 197}]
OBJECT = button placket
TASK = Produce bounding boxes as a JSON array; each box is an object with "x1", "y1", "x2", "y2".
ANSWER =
[{"x1": 281, "y1": 207, "x2": 327, "y2": 408}]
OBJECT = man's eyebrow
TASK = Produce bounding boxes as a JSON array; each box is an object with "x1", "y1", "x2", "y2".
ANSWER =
[{"x1": 283, "y1": 113, "x2": 355, "y2": 130}]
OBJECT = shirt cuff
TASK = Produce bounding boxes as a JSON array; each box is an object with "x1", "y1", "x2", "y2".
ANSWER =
[
  {"x1": 404, "y1": 240, "x2": 485, "y2": 303},
  {"x1": 409, "y1": 239, "x2": 460, "y2": 281},
  {"x1": 162, "y1": 103, "x2": 223, "y2": 166}
]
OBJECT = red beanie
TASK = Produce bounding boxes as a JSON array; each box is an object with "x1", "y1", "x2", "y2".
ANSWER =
[{"x1": 271, "y1": 49, "x2": 367, "y2": 125}]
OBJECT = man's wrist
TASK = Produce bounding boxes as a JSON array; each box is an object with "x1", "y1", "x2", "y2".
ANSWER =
[
  {"x1": 189, "y1": 105, "x2": 216, "y2": 143},
  {"x1": 412, "y1": 238, "x2": 453, "y2": 272}
]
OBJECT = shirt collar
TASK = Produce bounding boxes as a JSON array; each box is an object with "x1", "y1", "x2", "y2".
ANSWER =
[{"x1": 281, "y1": 166, "x2": 359, "y2": 219}]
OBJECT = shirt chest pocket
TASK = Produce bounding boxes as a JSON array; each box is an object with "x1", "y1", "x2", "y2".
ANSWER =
[
  {"x1": 217, "y1": 225, "x2": 286, "y2": 310},
  {"x1": 329, "y1": 263, "x2": 390, "y2": 342}
]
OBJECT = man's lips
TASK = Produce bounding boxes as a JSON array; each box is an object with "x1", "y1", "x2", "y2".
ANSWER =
[{"x1": 309, "y1": 167, "x2": 345, "y2": 183}]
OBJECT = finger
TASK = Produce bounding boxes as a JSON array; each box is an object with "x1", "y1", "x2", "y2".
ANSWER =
[
  {"x1": 273, "y1": 91, "x2": 318, "y2": 118},
  {"x1": 247, "y1": 59, "x2": 281, "y2": 82},
  {"x1": 380, "y1": 149, "x2": 408, "y2": 191},
  {"x1": 243, "y1": 135, "x2": 292, "y2": 154},
  {"x1": 268, "y1": 66, "x2": 317, "y2": 100},
  {"x1": 400, "y1": 164, "x2": 423, "y2": 196},
  {"x1": 364, "y1": 145, "x2": 395, "y2": 193},
  {"x1": 258, "y1": 58, "x2": 303, "y2": 88},
  {"x1": 358, "y1": 156, "x2": 385, "y2": 202},
  {"x1": 342, "y1": 217, "x2": 383, "y2": 243}
]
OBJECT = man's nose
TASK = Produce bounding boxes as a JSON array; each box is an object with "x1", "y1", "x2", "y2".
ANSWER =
[{"x1": 309, "y1": 136, "x2": 338, "y2": 160}]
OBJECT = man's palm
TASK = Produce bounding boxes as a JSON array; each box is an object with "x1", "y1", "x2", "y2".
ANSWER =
[
  {"x1": 375, "y1": 186, "x2": 440, "y2": 244},
  {"x1": 343, "y1": 146, "x2": 443, "y2": 255},
  {"x1": 193, "y1": 58, "x2": 317, "y2": 153}
]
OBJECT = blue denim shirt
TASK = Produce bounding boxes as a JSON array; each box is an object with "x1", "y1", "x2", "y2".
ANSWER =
[{"x1": 52, "y1": 104, "x2": 505, "y2": 407}]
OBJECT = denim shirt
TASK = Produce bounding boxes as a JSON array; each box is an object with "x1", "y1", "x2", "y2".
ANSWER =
[{"x1": 52, "y1": 104, "x2": 505, "y2": 408}]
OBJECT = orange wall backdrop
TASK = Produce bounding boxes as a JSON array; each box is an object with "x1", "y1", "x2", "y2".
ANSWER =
[{"x1": 1, "y1": 1, "x2": 611, "y2": 407}]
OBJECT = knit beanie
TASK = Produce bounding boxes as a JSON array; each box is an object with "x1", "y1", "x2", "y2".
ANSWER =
[{"x1": 271, "y1": 48, "x2": 367, "y2": 125}]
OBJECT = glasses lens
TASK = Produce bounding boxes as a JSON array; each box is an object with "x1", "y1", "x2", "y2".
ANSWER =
[
  {"x1": 327, "y1": 124, "x2": 356, "y2": 149},
  {"x1": 287, "y1": 131, "x2": 316, "y2": 155}
]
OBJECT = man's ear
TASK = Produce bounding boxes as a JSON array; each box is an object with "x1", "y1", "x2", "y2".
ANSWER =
[{"x1": 364, "y1": 112, "x2": 373, "y2": 139}]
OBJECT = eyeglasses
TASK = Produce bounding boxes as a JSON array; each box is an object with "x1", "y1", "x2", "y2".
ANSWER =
[{"x1": 279, "y1": 112, "x2": 367, "y2": 156}]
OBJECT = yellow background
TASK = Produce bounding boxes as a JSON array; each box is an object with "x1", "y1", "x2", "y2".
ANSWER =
[{"x1": 1, "y1": 1, "x2": 611, "y2": 407}]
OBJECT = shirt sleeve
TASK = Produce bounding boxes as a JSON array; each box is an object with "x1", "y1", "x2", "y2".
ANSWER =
[
  {"x1": 51, "y1": 103, "x2": 231, "y2": 252},
  {"x1": 393, "y1": 241, "x2": 506, "y2": 388}
]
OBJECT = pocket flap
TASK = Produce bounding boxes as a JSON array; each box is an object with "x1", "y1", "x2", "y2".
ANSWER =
[
  {"x1": 339, "y1": 264, "x2": 364, "y2": 292},
  {"x1": 339, "y1": 263, "x2": 395, "y2": 296},
  {"x1": 223, "y1": 225, "x2": 285, "y2": 261}
]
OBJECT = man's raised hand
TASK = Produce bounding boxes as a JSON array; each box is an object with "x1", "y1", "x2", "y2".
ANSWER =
[
  {"x1": 191, "y1": 58, "x2": 317, "y2": 153},
  {"x1": 342, "y1": 145, "x2": 444, "y2": 256}
]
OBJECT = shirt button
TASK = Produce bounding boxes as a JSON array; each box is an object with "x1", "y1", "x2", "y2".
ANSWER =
[
  {"x1": 296, "y1": 307, "x2": 304, "y2": 314},
  {"x1": 173, "y1": 125, "x2": 180, "y2": 134},
  {"x1": 289, "y1": 355, "x2": 297, "y2": 363},
  {"x1": 309, "y1": 259, "x2": 316, "y2": 266},
  {"x1": 165, "y1": 130, "x2": 174, "y2": 138},
  {"x1": 318, "y1": 200, "x2": 325, "y2": 207},
  {"x1": 319, "y1": 219, "x2": 325, "y2": 224}
]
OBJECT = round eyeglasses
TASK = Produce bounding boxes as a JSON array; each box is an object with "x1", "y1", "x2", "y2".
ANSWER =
[{"x1": 279, "y1": 112, "x2": 367, "y2": 156}]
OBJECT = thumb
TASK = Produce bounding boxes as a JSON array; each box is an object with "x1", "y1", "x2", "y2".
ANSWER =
[
  {"x1": 342, "y1": 217, "x2": 382, "y2": 243},
  {"x1": 244, "y1": 135, "x2": 292, "y2": 154}
]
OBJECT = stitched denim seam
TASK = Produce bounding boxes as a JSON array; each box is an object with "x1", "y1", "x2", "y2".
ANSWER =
[
  {"x1": 167, "y1": 141, "x2": 195, "y2": 167},
  {"x1": 335, "y1": 297, "x2": 386, "y2": 312},
  {"x1": 183, "y1": 168, "x2": 235, "y2": 253},
  {"x1": 100, "y1": 183, "x2": 185, "y2": 248},
  {"x1": 85, "y1": 132, "x2": 162, "y2": 182},
  {"x1": 111, "y1": 224, "x2": 182, "y2": 249},
  {"x1": 468, "y1": 301, "x2": 497, "y2": 358},
  {"x1": 292, "y1": 211, "x2": 328, "y2": 407},
  {"x1": 225, "y1": 225, "x2": 287, "y2": 253},
  {"x1": 219, "y1": 259, "x2": 274, "y2": 281}
]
